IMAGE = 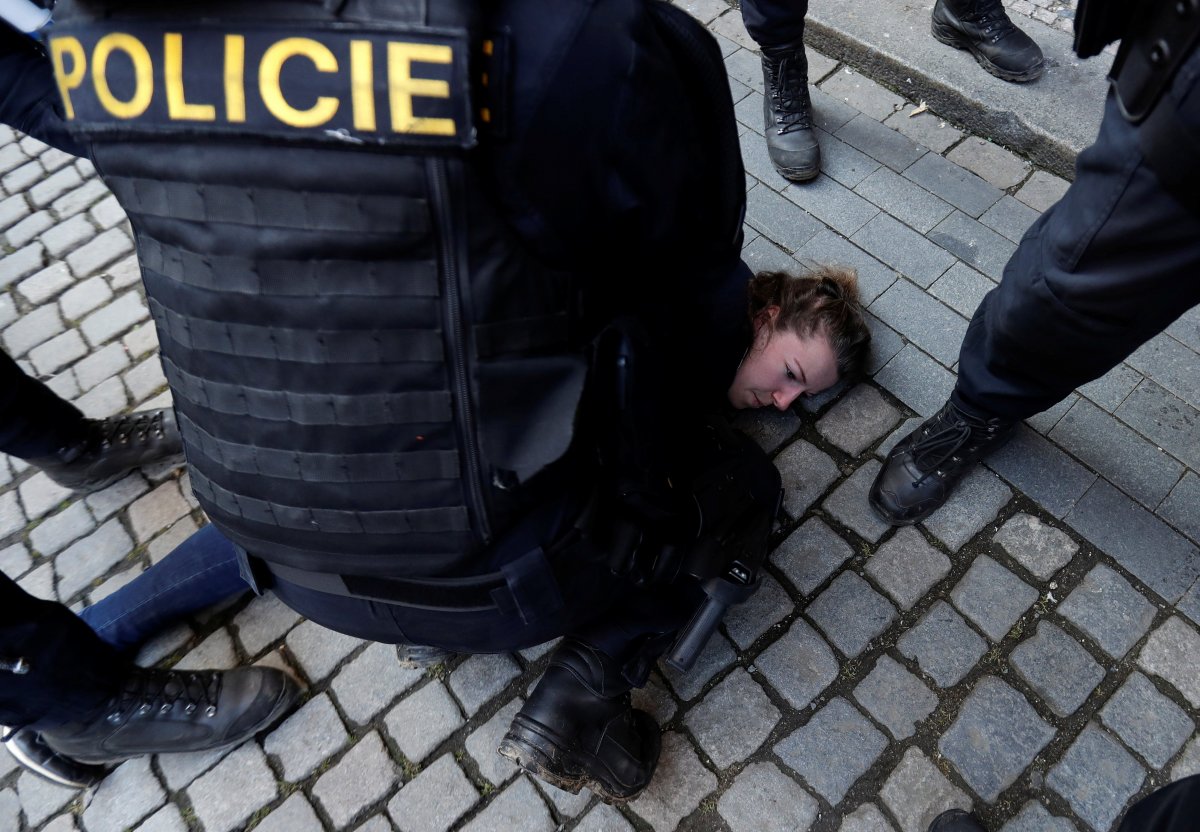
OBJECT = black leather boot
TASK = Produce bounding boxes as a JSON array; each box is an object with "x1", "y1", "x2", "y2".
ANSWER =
[
  {"x1": 498, "y1": 638, "x2": 660, "y2": 803},
  {"x1": 870, "y1": 399, "x2": 1013, "y2": 526},
  {"x1": 2, "y1": 727, "x2": 108, "y2": 788},
  {"x1": 931, "y1": 0, "x2": 1045, "y2": 82},
  {"x1": 929, "y1": 809, "x2": 987, "y2": 832},
  {"x1": 40, "y1": 665, "x2": 299, "y2": 765},
  {"x1": 27, "y1": 408, "x2": 184, "y2": 492},
  {"x1": 761, "y1": 45, "x2": 821, "y2": 182}
]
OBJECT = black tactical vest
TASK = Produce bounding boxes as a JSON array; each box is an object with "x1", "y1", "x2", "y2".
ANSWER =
[{"x1": 50, "y1": 0, "x2": 591, "y2": 579}]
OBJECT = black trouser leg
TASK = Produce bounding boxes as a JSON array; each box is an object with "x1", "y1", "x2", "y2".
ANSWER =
[
  {"x1": 0, "y1": 573, "x2": 127, "y2": 731},
  {"x1": 953, "y1": 44, "x2": 1200, "y2": 422},
  {"x1": 739, "y1": 0, "x2": 809, "y2": 49},
  {"x1": 0, "y1": 349, "x2": 86, "y2": 459},
  {"x1": 1118, "y1": 775, "x2": 1200, "y2": 832}
]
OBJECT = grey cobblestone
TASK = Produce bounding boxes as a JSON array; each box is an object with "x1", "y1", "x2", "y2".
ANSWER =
[
  {"x1": 1173, "y1": 736, "x2": 1200, "y2": 781},
  {"x1": 28, "y1": 329, "x2": 87, "y2": 375},
  {"x1": 4, "y1": 303, "x2": 63, "y2": 356},
  {"x1": 448, "y1": 653, "x2": 522, "y2": 716},
  {"x1": 883, "y1": 109, "x2": 963, "y2": 154},
  {"x1": 233, "y1": 590, "x2": 302, "y2": 656},
  {"x1": 332, "y1": 642, "x2": 423, "y2": 725},
  {"x1": 718, "y1": 762, "x2": 819, "y2": 832},
  {"x1": 987, "y1": 426, "x2": 1097, "y2": 519},
  {"x1": 60, "y1": 275, "x2": 114, "y2": 320},
  {"x1": 76, "y1": 374, "x2": 128, "y2": 417},
  {"x1": 897, "y1": 601, "x2": 988, "y2": 688},
  {"x1": 123, "y1": 319, "x2": 160, "y2": 358},
  {"x1": 0, "y1": 542, "x2": 31, "y2": 576},
  {"x1": 0, "y1": 242, "x2": 45, "y2": 289},
  {"x1": 1099, "y1": 672, "x2": 1194, "y2": 769},
  {"x1": 29, "y1": 167, "x2": 82, "y2": 208},
  {"x1": 820, "y1": 70, "x2": 905, "y2": 122},
  {"x1": 1077, "y1": 364, "x2": 1142, "y2": 413},
  {"x1": 808, "y1": 571, "x2": 897, "y2": 657},
  {"x1": 54, "y1": 517, "x2": 134, "y2": 600},
  {"x1": 0, "y1": 293, "x2": 15, "y2": 329},
  {"x1": 903, "y1": 153, "x2": 1004, "y2": 218},
  {"x1": 0, "y1": 490, "x2": 26, "y2": 539},
  {"x1": 90, "y1": 194, "x2": 127, "y2": 230},
  {"x1": 1048, "y1": 724, "x2": 1146, "y2": 832},
  {"x1": 732, "y1": 406, "x2": 800, "y2": 454},
  {"x1": 664, "y1": 631, "x2": 736, "y2": 701},
  {"x1": 819, "y1": 130, "x2": 884, "y2": 189},
  {"x1": 854, "y1": 167, "x2": 954, "y2": 234},
  {"x1": 265, "y1": 693, "x2": 349, "y2": 781},
  {"x1": 41, "y1": 214, "x2": 94, "y2": 258},
  {"x1": 1116, "y1": 380, "x2": 1200, "y2": 472},
  {"x1": 782, "y1": 173, "x2": 879, "y2": 236},
  {"x1": 836, "y1": 114, "x2": 925, "y2": 173},
  {"x1": 1138, "y1": 617, "x2": 1200, "y2": 708},
  {"x1": 745, "y1": 183, "x2": 824, "y2": 253},
  {"x1": 939, "y1": 676, "x2": 1055, "y2": 802},
  {"x1": 575, "y1": 803, "x2": 637, "y2": 832},
  {"x1": 774, "y1": 439, "x2": 840, "y2": 518},
  {"x1": 995, "y1": 513, "x2": 1078, "y2": 580},
  {"x1": 685, "y1": 669, "x2": 780, "y2": 769},
  {"x1": 188, "y1": 744, "x2": 279, "y2": 832},
  {"x1": 464, "y1": 697, "x2": 522, "y2": 787},
  {"x1": 923, "y1": 467, "x2": 1012, "y2": 553},
  {"x1": 4, "y1": 210, "x2": 51, "y2": 249},
  {"x1": 50, "y1": 177, "x2": 109, "y2": 220},
  {"x1": 16, "y1": 561, "x2": 54, "y2": 600},
  {"x1": 854, "y1": 654, "x2": 938, "y2": 740},
  {"x1": 80, "y1": 756, "x2": 165, "y2": 832},
  {"x1": 106, "y1": 253, "x2": 142, "y2": 289},
  {"x1": 85, "y1": 473, "x2": 149, "y2": 521},
  {"x1": 15, "y1": 770, "x2": 75, "y2": 828},
  {"x1": 461, "y1": 776, "x2": 554, "y2": 832},
  {"x1": 67, "y1": 227, "x2": 133, "y2": 277},
  {"x1": 852, "y1": 214, "x2": 956, "y2": 289},
  {"x1": 1059, "y1": 564, "x2": 1157, "y2": 659},
  {"x1": 880, "y1": 748, "x2": 971, "y2": 832},
  {"x1": 869, "y1": 278, "x2": 968, "y2": 367},
  {"x1": 874, "y1": 344, "x2": 958, "y2": 418},
  {"x1": 1015, "y1": 171, "x2": 1069, "y2": 213},
  {"x1": 80, "y1": 291, "x2": 149, "y2": 347},
  {"x1": 127, "y1": 481, "x2": 191, "y2": 543},
  {"x1": 756, "y1": 619, "x2": 839, "y2": 710},
  {"x1": 1010, "y1": 621, "x2": 1105, "y2": 717},
  {"x1": 387, "y1": 754, "x2": 478, "y2": 832},
  {"x1": 928, "y1": 211, "x2": 1018, "y2": 283},
  {"x1": 794, "y1": 228, "x2": 897, "y2": 306},
  {"x1": 823, "y1": 460, "x2": 892, "y2": 543},
  {"x1": 817, "y1": 384, "x2": 902, "y2": 457},
  {"x1": 630, "y1": 732, "x2": 717, "y2": 832},
  {"x1": 773, "y1": 517, "x2": 855, "y2": 595},
  {"x1": 313, "y1": 731, "x2": 397, "y2": 830},
  {"x1": 253, "y1": 795, "x2": 324, "y2": 832},
  {"x1": 286, "y1": 620, "x2": 364, "y2": 683},
  {"x1": 124, "y1": 355, "x2": 168, "y2": 402},
  {"x1": 633, "y1": 674, "x2": 678, "y2": 725},
  {"x1": 29, "y1": 501, "x2": 95, "y2": 556},
  {"x1": 951, "y1": 555, "x2": 1038, "y2": 642},
  {"x1": 724, "y1": 573, "x2": 793, "y2": 649},
  {"x1": 74, "y1": 342, "x2": 131, "y2": 392},
  {"x1": 1001, "y1": 801, "x2": 1080, "y2": 832},
  {"x1": 979, "y1": 195, "x2": 1039, "y2": 245},
  {"x1": 777, "y1": 696, "x2": 887, "y2": 803},
  {"x1": 3, "y1": 160, "x2": 44, "y2": 195},
  {"x1": 946, "y1": 139, "x2": 1030, "y2": 189},
  {"x1": 385, "y1": 682, "x2": 465, "y2": 765},
  {"x1": 176, "y1": 627, "x2": 237, "y2": 670}
]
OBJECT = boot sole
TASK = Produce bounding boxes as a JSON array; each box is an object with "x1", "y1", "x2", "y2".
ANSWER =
[
  {"x1": 4, "y1": 737, "x2": 106, "y2": 789},
  {"x1": 931, "y1": 19, "x2": 1045, "y2": 83},
  {"x1": 498, "y1": 714, "x2": 652, "y2": 804}
]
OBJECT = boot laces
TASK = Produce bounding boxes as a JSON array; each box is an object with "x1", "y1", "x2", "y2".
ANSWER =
[
  {"x1": 907, "y1": 406, "x2": 998, "y2": 488},
  {"x1": 766, "y1": 54, "x2": 813, "y2": 133},
  {"x1": 109, "y1": 670, "x2": 222, "y2": 722},
  {"x1": 965, "y1": 3, "x2": 1017, "y2": 43},
  {"x1": 97, "y1": 411, "x2": 165, "y2": 450}
]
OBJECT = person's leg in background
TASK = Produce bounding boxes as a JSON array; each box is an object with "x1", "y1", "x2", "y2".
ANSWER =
[
  {"x1": 930, "y1": 0, "x2": 1044, "y2": 83},
  {"x1": 740, "y1": 0, "x2": 820, "y2": 182}
]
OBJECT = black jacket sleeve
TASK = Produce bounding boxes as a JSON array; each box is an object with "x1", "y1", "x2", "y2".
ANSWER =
[{"x1": 0, "y1": 24, "x2": 87, "y2": 156}]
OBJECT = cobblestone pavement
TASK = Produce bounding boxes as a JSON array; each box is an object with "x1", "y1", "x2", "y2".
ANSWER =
[{"x1": 3, "y1": 3, "x2": 1199, "y2": 832}]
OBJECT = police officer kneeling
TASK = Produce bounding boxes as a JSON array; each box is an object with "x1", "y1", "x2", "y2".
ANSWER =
[{"x1": 46, "y1": 0, "x2": 789, "y2": 801}]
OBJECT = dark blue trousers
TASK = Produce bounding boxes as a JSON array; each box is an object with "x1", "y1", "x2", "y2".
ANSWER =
[
  {"x1": 954, "y1": 41, "x2": 1200, "y2": 421},
  {"x1": 740, "y1": 0, "x2": 809, "y2": 49}
]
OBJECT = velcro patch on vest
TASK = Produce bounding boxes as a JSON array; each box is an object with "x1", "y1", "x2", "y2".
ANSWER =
[{"x1": 47, "y1": 22, "x2": 474, "y2": 148}]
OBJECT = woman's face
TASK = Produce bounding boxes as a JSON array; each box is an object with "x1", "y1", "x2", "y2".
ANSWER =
[{"x1": 728, "y1": 309, "x2": 839, "y2": 410}]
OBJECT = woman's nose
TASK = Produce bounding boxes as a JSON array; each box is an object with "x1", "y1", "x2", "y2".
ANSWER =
[{"x1": 773, "y1": 388, "x2": 802, "y2": 410}]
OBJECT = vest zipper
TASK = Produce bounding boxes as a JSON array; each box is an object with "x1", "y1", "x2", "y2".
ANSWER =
[
  {"x1": 430, "y1": 159, "x2": 491, "y2": 543},
  {"x1": 1, "y1": 656, "x2": 29, "y2": 675}
]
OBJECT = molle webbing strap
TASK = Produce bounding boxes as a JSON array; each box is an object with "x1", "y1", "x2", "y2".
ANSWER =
[
  {"x1": 149, "y1": 298, "x2": 444, "y2": 365},
  {"x1": 138, "y1": 237, "x2": 440, "y2": 298},
  {"x1": 108, "y1": 178, "x2": 431, "y2": 236},
  {"x1": 177, "y1": 413, "x2": 459, "y2": 483},
  {"x1": 189, "y1": 467, "x2": 470, "y2": 535},
  {"x1": 162, "y1": 357, "x2": 452, "y2": 425}
]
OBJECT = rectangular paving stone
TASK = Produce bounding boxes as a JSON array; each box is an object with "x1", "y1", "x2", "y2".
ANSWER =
[
  {"x1": 1000, "y1": 801, "x2": 1080, "y2": 832},
  {"x1": 810, "y1": 86, "x2": 861, "y2": 133},
  {"x1": 3, "y1": 303, "x2": 63, "y2": 356},
  {"x1": 28, "y1": 501, "x2": 94, "y2": 556},
  {"x1": 864, "y1": 315, "x2": 905, "y2": 376},
  {"x1": 851, "y1": 214, "x2": 956, "y2": 288},
  {"x1": 0, "y1": 242, "x2": 45, "y2": 289},
  {"x1": 1127, "y1": 333, "x2": 1200, "y2": 412},
  {"x1": 448, "y1": 653, "x2": 522, "y2": 717},
  {"x1": 756, "y1": 618, "x2": 839, "y2": 709},
  {"x1": 1100, "y1": 672, "x2": 1194, "y2": 769},
  {"x1": 869, "y1": 278, "x2": 968, "y2": 367},
  {"x1": 835, "y1": 114, "x2": 925, "y2": 173},
  {"x1": 1050, "y1": 399, "x2": 1184, "y2": 509},
  {"x1": 1172, "y1": 736, "x2": 1200, "y2": 781},
  {"x1": 732, "y1": 406, "x2": 801, "y2": 455},
  {"x1": 61, "y1": 275, "x2": 114, "y2": 321},
  {"x1": 1009, "y1": 620, "x2": 1105, "y2": 717},
  {"x1": 775, "y1": 697, "x2": 887, "y2": 803},
  {"x1": 783, "y1": 174, "x2": 879, "y2": 236},
  {"x1": 938, "y1": 676, "x2": 1055, "y2": 802},
  {"x1": 384, "y1": 681, "x2": 465, "y2": 765},
  {"x1": 746, "y1": 183, "x2": 826, "y2": 253},
  {"x1": 253, "y1": 795, "x2": 323, "y2": 832},
  {"x1": 1025, "y1": 392, "x2": 1075, "y2": 436},
  {"x1": 924, "y1": 466, "x2": 1012, "y2": 552},
  {"x1": 951, "y1": 555, "x2": 1038, "y2": 642},
  {"x1": 819, "y1": 70, "x2": 905, "y2": 121},
  {"x1": 54, "y1": 517, "x2": 134, "y2": 600},
  {"x1": 1077, "y1": 363, "x2": 1142, "y2": 413},
  {"x1": 685, "y1": 669, "x2": 780, "y2": 769},
  {"x1": 884, "y1": 109, "x2": 963, "y2": 154},
  {"x1": 979, "y1": 195, "x2": 1039, "y2": 244},
  {"x1": 80, "y1": 291, "x2": 149, "y2": 347},
  {"x1": 880, "y1": 748, "x2": 971, "y2": 832},
  {"x1": 1180, "y1": 577, "x2": 1200, "y2": 628},
  {"x1": 818, "y1": 128, "x2": 883, "y2": 188},
  {"x1": 822, "y1": 459, "x2": 892, "y2": 543},
  {"x1": 1066, "y1": 480, "x2": 1200, "y2": 604},
  {"x1": 854, "y1": 654, "x2": 938, "y2": 740},
  {"x1": 1048, "y1": 724, "x2": 1146, "y2": 832},
  {"x1": 772, "y1": 516, "x2": 855, "y2": 595},
  {"x1": 874, "y1": 344, "x2": 958, "y2": 417},
  {"x1": 866, "y1": 527, "x2": 951, "y2": 611},
  {"x1": 285, "y1": 619, "x2": 363, "y2": 683},
  {"x1": 1166, "y1": 303, "x2": 1200, "y2": 352},
  {"x1": 1058, "y1": 564, "x2": 1157, "y2": 660},
  {"x1": 817, "y1": 384, "x2": 902, "y2": 457},
  {"x1": 387, "y1": 754, "x2": 478, "y2": 832},
  {"x1": 987, "y1": 426, "x2": 1097, "y2": 519},
  {"x1": 188, "y1": 744, "x2": 279, "y2": 832},
  {"x1": 81, "y1": 756, "x2": 166, "y2": 832},
  {"x1": 840, "y1": 803, "x2": 899, "y2": 832},
  {"x1": 723, "y1": 573, "x2": 794, "y2": 649},
  {"x1": 994, "y1": 513, "x2": 1078, "y2": 580},
  {"x1": 1115, "y1": 379, "x2": 1200, "y2": 471},
  {"x1": 629, "y1": 732, "x2": 718, "y2": 832},
  {"x1": 312, "y1": 732, "x2": 398, "y2": 831},
  {"x1": 774, "y1": 439, "x2": 841, "y2": 518},
  {"x1": 946, "y1": 138, "x2": 1030, "y2": 189},
  {"x1": 718, "y1": 762, "x2": 819, "y2": 832},
  {"x1": 902, "y1": 153, "x2": 1004, "y2": 218},
  {"x1": 28, "y1": 329, "x2": 86, "y2": 376},
  {"x1": 5, "y1": 210, "x2": 51, "y2": 249},
  {"x1": 928, "y1": 211, "x2": 1017, "y2": 282},
  {"x1": 808, "y1": 571, "x2": 897, "y2": 658},
  {"x1": 332, "y1": 642, "x2": 423, "y2": 725},
  {"x1": 897, "y1": 600, "x2": 988, "y2": 688},
  {"x1": 742, "y1": 234, "x2": 798, "y2": 274},
  {"x1": 464, "y1": 697, "x2": 522, "y2": 787},
  {"x1": 793, "y1": 229, "x2": 897, "y2": 306},
  {"x1": 854, "y1": 167, "x2": 954, "y2": 234},
  {"x1": 740, "y1": 127, "x2": 790, "y2": 190},
  {"x1": 67, "y1": 226, "x2": 133, "y2": 277},
  {"x1": 663, "y1": 630, "x2": 736, "y2": 701},
  {"x1": 18, "y1": 262, "x2": 73, "y2": 306},
  {"x1": 1138, "y1": 617, "x2": 1200, "y2": 708}
]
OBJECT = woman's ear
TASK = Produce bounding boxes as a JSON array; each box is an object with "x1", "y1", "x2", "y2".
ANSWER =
[{"x1": 753, "y1": 305, "x2": 781, "y2": 334}]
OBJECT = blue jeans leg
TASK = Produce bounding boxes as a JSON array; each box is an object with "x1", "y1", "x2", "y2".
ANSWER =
[{"x1": 78, "y1": 524, "x2": 249, "y2": 653}]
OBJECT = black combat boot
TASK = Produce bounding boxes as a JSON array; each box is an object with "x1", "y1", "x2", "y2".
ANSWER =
[
  {"x1": 929, "y1": 809, "x2": 987, "y2": 832},
  {"x1": 870, "y1": 399, "x2": 1014, "y2": 526},
  {"x1": 498, "y1": 638, "x2": 660, "y2": 803},
  {"x1": 761, "y1": 44, "x2": 821, "y2": 182},
  {"x1": 27, "y1": 408, "x2": 184, "y2": 492},
  {"x1": 40, "y1": 665, "x2": 299, "y2": 765},
  {"x1": 931, "y1": 0, "x2": 1045, "y2": 82},
  {"x1": 2, "y1": 727, "x2": 108, "y2": 788}
]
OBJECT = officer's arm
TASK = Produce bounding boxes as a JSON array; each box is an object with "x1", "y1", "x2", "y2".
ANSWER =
[{"x1": 0, "y1": 24, "x2": 86, "y2": 156}]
